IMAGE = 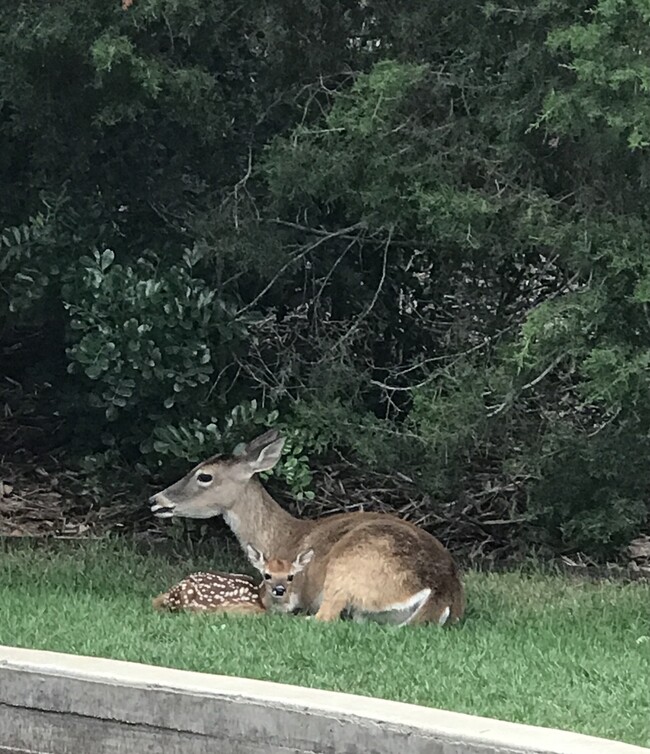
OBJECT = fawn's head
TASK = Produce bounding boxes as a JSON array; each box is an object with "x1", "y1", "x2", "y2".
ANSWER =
[
  {"x1": 149, "y1": 430, "x2": 284, "y2": 519},
  {"x1": 245, "y1": 544, "x2": 314, "y2": 612}
]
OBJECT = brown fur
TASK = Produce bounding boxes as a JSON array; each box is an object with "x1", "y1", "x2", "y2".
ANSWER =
[{"x1": 150, "y1": 430, "x2": 465, "y2": 626}]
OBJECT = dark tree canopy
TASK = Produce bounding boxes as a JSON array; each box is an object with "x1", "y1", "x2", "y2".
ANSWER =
[{"x1": 2, "y1": 0, "x2": 650, "y2": 556}]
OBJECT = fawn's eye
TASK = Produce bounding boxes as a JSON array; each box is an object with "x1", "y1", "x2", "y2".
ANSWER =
[
  {"x1": 196, "y1": 472, "x2": 213, "y2": 485},
  {"x1": 287, "y1": 574, "x2": 294, "y2": 582},
  {"x1": 264, "y1": 573, "x2": 271, "y2": 580}
]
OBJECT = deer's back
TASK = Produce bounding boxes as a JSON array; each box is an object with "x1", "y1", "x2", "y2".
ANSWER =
[{"x1": 302, "y1": 510, "x2": 448, "y2": 559}]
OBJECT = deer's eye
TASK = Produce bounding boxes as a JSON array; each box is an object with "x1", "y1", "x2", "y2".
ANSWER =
[
  {"x1": 264, "y1": 573, "x2": 271, "y2": 580},
  {"x1": 287, "y1": 574, "x2": 294, "y2": 582},
  {"x1": 196, "y1": 472, "x2": 213, "y2": 484}
]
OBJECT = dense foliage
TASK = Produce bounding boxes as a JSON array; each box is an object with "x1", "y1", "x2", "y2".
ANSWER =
[{"x1": 2, "y1": 0, "x2": 649, "y2": 555}]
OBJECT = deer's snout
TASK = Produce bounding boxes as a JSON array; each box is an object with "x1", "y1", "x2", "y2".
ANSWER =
[
  {"x1": 272, "y1": 584, "x2": 286, "y2": 598},
  {"x1": 150, "y1": 494, "x2": 176, "y2": 518}
]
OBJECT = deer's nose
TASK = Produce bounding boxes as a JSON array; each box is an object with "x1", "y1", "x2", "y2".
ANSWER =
[
  {"x1": 149, "y1": 495, "x2": 176, "y2": 517},
  {"x1": 272, "y1": 584, "x2": 286, "y2": 597}
]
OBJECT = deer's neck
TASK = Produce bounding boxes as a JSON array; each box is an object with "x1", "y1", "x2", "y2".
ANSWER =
[{"x1": 224, "y1": 479, "x2": 308, "y2": 558}]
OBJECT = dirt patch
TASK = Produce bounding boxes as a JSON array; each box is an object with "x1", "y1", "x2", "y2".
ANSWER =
[{"x1": 0, "y1": 458, "x2": 153, "y2": 539}]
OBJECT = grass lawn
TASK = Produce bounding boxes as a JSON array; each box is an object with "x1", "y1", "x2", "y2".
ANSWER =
[{"x1": 0, "y1": 538, "x2": 648, "y2": 747}]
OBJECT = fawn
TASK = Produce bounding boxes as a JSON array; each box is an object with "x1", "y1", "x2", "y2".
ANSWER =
[
  {"x1": 151, "y1": 549, "x2": 312, "y2": 616},
  {"x1": 152, "y1": 571, "x2": 265, "y2": 615},
  {"x1": 245, "y1": 544, "x2": 313, "y2": 614},
  {"x1": 150, "y1": 430, "x2": 464, "y2": 626}
]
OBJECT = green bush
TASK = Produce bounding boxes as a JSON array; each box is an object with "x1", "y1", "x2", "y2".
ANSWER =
[
  {"x1": 529, "y1": 430, "x2": 649, "y2": 554},
  {"x1": 2, "y1": 0, "x2": 650, "y2": 556}
]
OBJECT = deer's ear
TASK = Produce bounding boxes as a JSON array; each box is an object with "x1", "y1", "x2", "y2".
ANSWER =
[
  {"x1": 244, "y1": 436, "x2": 285, "y2": 474},
  {"x1": 245, "y1": 544, "x2": 265, "y2": 572},
  {"x1": 292, "y1": 548, "x2": 314, "y2": 573},
  {"x1": 243, "y1": 429, "x2": 280, "y2": 455}
]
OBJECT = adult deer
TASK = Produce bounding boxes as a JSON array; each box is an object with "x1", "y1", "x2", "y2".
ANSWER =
[{"x1": 150, "y1": 430, "x2": 464, "y2": 626}]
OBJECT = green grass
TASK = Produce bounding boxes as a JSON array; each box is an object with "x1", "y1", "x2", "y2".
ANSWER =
[{"x1": 0, "y1": 540, "x2": 649, "y2": 747}]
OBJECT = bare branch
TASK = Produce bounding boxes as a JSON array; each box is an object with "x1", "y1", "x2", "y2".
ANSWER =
[
  {"x1": 487, "y1": 353, "x2": 565, "y2": 417},
  {"x1": 326, "y1": 227, "x2": 392, "y2": 353},
  {"x1": 235, "y1": 223, "x2": 365, "y2": 317},
  {"x1": 232, "y1": 146, "x2": 254, "y2": 230},
  {"x1": 314, "y1": 235, "x2": 361, "y2": 302},
  {"x1": 271, "y1": 219, "x2": 370, "y2": 243}
]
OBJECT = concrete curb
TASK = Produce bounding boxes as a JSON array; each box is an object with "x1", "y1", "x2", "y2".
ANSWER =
[{"x1": 0, "y1": 645, "x2": 647, "y2": 754}]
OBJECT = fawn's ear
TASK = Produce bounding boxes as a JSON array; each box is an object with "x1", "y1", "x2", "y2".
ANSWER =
[
  {"x1": 292, "y1": 548, "x2": 314, "y2": 574},
  {"x1": 245, "y1": 544, "x2": 265, "y2": 572}
]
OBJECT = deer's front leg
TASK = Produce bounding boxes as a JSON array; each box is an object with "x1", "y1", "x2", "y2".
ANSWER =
[{"x1": 314, "y1": 596, "x2": 347, "y2": 622}]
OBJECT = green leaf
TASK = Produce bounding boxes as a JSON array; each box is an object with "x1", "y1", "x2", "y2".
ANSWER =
[{"x1": 100, "y1": 249, "x2": 115, "y2": 272}]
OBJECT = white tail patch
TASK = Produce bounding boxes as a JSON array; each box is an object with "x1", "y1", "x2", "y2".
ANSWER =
[
  {"x1": 438, "y1": 605, "x2": 451, "y2": 626},
  {"x1": 387, "y1": 587, "x2": 431, "y2": 627}
]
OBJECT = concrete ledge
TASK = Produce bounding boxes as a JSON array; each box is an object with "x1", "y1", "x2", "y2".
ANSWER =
[{"x1": 0, "y1": 645, "x2": 646, "y2": 754}]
